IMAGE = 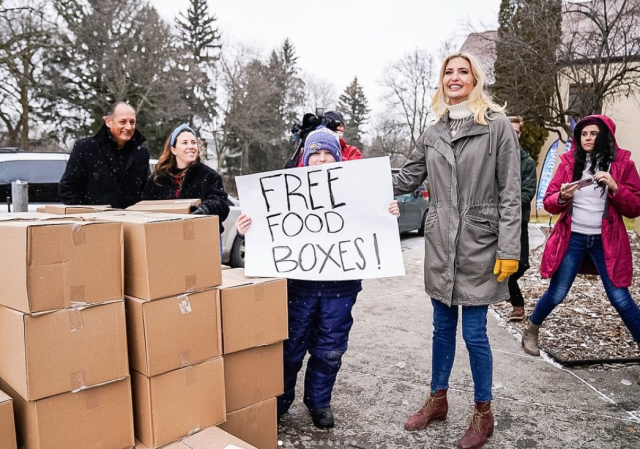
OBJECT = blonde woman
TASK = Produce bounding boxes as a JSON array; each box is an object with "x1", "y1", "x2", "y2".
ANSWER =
[{"x1": 392, "y1": 52, "x2": 521, "y2": 449}]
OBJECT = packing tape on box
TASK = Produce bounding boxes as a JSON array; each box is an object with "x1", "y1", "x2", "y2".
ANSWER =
[
  {"x1": 183, "y1": 221, "x2": 196, "y2": 240},
  {"x1": 84, "y1": 387, "x2": 102, "y2": 411},
  {"x1": 185, "y1": 274, "x2": 197, "y2": 292},
  {"x1": 178, "y1": 294, "x2": 192, "y2": 314},
  {"x1": 71, "y1": 370, "x2": 88, "y2": 391},
  {"x1": 180, "y1": 350, "x2": 192, "y2": 367},
  {"x1": 72, "y1": 223, "x2": 87, "y2": 245},
  {"x1": 187, "y1": 426, "x2": 201, "y2": 438},
  {"x1": 69, "y1": 307, "x2": 85, "y2": 332},
  {"x1": 185, "y1": 365, "x2": 198, "y2": 386}
]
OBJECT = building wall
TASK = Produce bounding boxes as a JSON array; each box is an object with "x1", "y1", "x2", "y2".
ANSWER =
[{"x1": 532, "y1": 87, "x2": 640, "y2": 217}]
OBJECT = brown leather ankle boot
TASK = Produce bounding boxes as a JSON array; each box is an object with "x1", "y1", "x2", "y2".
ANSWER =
[
  {"x1": 457, "y1": 401, "x2": 494, "y2": 449},
  {"x1": 522, "y1": 323, "x2": 540, "y2": 356},
  {"x1": 404, "y1": 389, "x2": 448, "y2": 431}
]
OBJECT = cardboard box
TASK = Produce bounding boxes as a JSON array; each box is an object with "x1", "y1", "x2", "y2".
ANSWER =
[
  {"x1": 0, "y1": 212, "x2": 57, "y2": 220},
  {"x1": 0, "y1": 301, "x2": 129, "y2": 401},
  {"x1": 126, "y1": 289, "x2": 222, "y2": 377},
  {"x1": 224, "y1": 343, "x2": 283, "y2": 413},
  {"x1": 219, "y1": 269, "x2": 288, "y2": 354},
  {"x1": 1, "y1": 377, "x2": 134, "y2": 449},
  {"x1": 135, "y1": 427, "x2": 259, "y2": 449},
  {"x1": 0, "y1": 389, "x2": 17, "y2": 449},
  {"x1": 126, "y1": 199, "x2": 201, "y2": 214},
  {"x1": 0, "y1": 220, "x2": 123, "y2": 313},
  {"x1": 44, "y1": 204, "x2": 114, "y2": 214},
  {"x1": 219, "y1": 398, "x2": 277, "y2": 449},
  {"x1": 132, "y1": 358, "x2": 226, "y2": 449},
  {"x1": 86, "y1": 212, "x2": 221, "y2": 300}
]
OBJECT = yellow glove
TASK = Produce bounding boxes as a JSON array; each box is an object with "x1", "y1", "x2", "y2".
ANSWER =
[{"x1": 493, "y1": 259, "x2": 519, "y2": 282}]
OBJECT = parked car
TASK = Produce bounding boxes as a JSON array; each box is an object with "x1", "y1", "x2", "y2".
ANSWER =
[
  {"x1": 0, "y1": 149, "x2": 69, "y2": 212},
  {"x1": 392, "y1": 168, "x2": 430, "y2": 234}
]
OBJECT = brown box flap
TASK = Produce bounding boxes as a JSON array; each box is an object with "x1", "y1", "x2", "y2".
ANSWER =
[
  {"x1": 219, "y1": 398, "x2": 277, "y2": 449},
  {"x1": 0, "y1": 301, "x2": 129, "y2": 401},
  {"x1": 132, "y1": 358, "x2": 226, "y2": 449},
  {"x1": 44, "y1": 204, "x2": 114, "y2": 214},
  {"x1": 223, "y1": 343, "x2": 283, "y2": 413},
  {"x1": 126, "y1": 199, "x2": 201, "y2": 214},
  {"x1": 185, "y1": 427, "x2": 259, "y2": 449},
  {"x1": 126, "y1": 289, "x2": 222, "y2": 377}
]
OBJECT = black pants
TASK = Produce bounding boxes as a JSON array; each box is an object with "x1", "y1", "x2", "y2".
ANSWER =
[{"x1": 509, "y1": 222, "x2": 530, "y2": 307}]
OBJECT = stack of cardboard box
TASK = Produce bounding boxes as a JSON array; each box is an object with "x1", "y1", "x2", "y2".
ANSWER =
[
  {"x1": 216, "y1": 268, "x2": 288, "y2": 449},
  {"x1": 91, "y1": 212, "x2": 227, "y2": 449},
  {"x1": 0, "y1": 218, "x2": 134, "y2": 449}
]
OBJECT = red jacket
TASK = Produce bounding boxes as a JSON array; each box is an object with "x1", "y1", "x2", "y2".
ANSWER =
[
  {"x1": 540, "y1": 115, "x2": 640, "y2": 287},
  {"x1": 296, "y1": 138, "x2": 363, "y2": 166}
]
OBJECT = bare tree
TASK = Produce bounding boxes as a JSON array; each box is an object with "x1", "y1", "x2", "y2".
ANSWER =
[
  {"x1": 301, "y1": 73, "x2": 337, "y2": 113},
  {"x1": 379, "y1": 48, "x2": 437, "y2": 153},
  {"x1": 494, "y1": 0, "x2": 640, "y2": 134},
  {"x1": 0, "y1": 0, "x2": 60, "y2": 148},
  {"x1": 369, "y1": 112, "x2": 412, "y2": 167}
]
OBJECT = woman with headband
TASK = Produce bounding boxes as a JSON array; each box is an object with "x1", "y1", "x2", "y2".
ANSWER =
[{"x1": 143, "y1": 124, "x2": 230, "y2": 234}]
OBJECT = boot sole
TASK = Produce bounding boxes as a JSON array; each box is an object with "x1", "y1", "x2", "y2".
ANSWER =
[
  {"x1": 457, "y1": 427, "x2": 494, "y2": 449},
  {"x1": 404, "y1": 415, "x2": 447, "y2": 431}
]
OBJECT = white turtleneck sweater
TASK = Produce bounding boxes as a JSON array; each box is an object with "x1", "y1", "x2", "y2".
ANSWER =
[
  {"x1": 447, "y1": 102, "x2": 473, "y2": 137},
  {"x1": 571, "y1": 156, "x2": 606, "y2": 235}
]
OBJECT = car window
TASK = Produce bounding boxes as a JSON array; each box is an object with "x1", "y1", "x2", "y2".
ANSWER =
[{"x1": 0, "y1": 160, "x2": 67, "y2": 202}]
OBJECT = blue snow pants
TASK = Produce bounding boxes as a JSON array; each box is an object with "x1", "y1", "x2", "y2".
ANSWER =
[{"x1": 277, "y1": 280, "x2": 360, "y2": 414}]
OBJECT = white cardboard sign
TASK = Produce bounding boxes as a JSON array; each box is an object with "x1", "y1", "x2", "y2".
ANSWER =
[{"x1": 235, "y1": 157, "x2": 405, "y2": 280}]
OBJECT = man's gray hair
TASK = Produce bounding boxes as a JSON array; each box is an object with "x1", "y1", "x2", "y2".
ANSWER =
[{"x1": 106, "y1": 101, "x2": 136, "y2": 117}]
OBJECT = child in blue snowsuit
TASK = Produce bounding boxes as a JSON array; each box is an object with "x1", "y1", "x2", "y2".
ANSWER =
[{"x1": 236, "y1": 128, "x2": 399, "y2": 429}]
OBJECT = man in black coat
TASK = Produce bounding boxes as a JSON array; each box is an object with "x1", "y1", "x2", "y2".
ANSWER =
[{"x1": 59, "y1": 102, "x2": 150, "y2": 209}]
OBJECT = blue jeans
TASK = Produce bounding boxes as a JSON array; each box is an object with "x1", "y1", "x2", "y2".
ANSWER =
[
  {"x1": 530, "y1": 233, "x2": 640, "y2": 342},
  {"x1": 431, "y1": 299, "x2": 493, "y2": 402}
]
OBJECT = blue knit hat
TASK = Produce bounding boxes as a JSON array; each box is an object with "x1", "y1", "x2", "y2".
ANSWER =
[
  {"x1": 170, "y1": 123, "x2": 197, "y2": 147},
  {"x1": 302, "y1": 128, "x2": 342, "y2": 166}
]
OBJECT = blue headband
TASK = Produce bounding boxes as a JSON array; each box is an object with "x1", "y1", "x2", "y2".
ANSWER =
[{"x1": 170, "y1": 124, "x2": 197, "y2": 147}]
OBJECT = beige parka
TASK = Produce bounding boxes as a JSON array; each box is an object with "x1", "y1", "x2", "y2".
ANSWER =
[{"x1": 393, "y1": 112, "x2": 522, "y2": 306}]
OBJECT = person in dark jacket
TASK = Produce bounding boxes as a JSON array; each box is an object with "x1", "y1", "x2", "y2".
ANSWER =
[
  {"x1": 236, "y1": 127, "x2": 399, "y2": 430},
  {"x1": 142, "y1": 124, "x2": 229, "y2": 233},
  {"x1": 59, "y1": 102, "x2": 150, "y2": 209},
  {"x1": 507, "y1": 116, "x2": 537, "y2": 321}
]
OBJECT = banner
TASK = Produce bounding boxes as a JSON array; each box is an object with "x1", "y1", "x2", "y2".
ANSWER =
[
  {"x1": 535, "y1": 139, "x2": 559, "y2": 210},
  {"x1": 235, "y1": 157, "x2": 405, "y2": 280}
]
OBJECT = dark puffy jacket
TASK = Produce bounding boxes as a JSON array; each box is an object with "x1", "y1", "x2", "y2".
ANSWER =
[
  {"x1": 59, "y1": 124, "x2": 150, "y2": 209},
  {"x1": 287, "y1": 279, "x2": 362, "y2": 298},
  {"x1": 142, "y1": 161, "x2": 230, "y2": 233},
  {"x1": 520, "y1": 146, "x2": 537, "y2": 223}
]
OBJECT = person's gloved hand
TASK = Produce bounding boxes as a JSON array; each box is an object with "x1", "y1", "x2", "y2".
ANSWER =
[
  {"x1": 191, "y1": 206, "x2": 206, "y2": 215},
  {"x1": 493, "y1": 259, "x2": 519, "y2": 282}
]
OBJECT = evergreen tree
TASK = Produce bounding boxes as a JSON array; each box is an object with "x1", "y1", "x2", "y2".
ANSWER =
[
  {"x1": 493, "y1": 0, "x2": 562, "y2": 162},
  {"x1": 175, "y1": 0, "x2": 222, "y2": 155},
  {"x1": 337, "y1": 77, "x2": 370, "y2": 149}
]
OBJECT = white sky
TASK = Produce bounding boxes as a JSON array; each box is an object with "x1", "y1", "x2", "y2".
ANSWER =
[{"x1": 150, "y1": 0, "x2": 501, "y2": 114}]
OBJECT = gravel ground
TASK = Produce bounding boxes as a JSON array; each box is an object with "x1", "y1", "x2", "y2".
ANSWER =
[{"x1": 491, "y1": 228, "x2": 640, "y2": 363}]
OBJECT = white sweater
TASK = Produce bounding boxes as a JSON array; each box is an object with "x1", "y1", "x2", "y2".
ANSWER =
[{"x1": 571, "y1": 161, "x2": 606, "y2": 235}]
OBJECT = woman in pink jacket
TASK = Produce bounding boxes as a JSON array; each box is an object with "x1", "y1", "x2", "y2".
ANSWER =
[{"x1": 522, "y1": 115, "x2": 640, "y2": 356}]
